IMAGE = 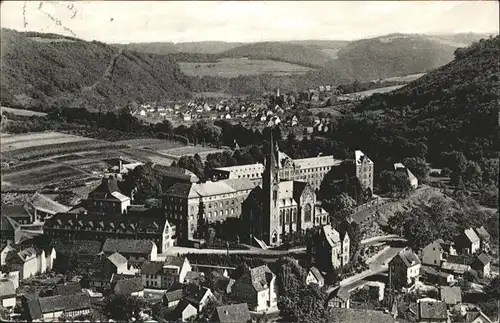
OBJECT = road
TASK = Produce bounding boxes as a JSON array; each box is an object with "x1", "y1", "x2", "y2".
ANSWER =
[{"x1": 161, "y1": 235, "x2": 404, "y2": 257}]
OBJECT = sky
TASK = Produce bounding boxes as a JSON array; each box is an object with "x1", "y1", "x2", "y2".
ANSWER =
[{"x1": 1, "y1": 1, "x2": 498, "y2": 43}]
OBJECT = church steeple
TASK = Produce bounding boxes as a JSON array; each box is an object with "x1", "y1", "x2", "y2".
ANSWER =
[{"x1": 264, "y1": 128, "x2": 278, "y2": 184}]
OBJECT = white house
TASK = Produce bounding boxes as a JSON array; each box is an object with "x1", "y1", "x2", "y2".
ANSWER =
[
  {"x1": 0, "y1": 280, "x2": 16, "y2": 310},
  {"x1": 389, "y1": 247, "x2": 421, "y2": 286},
  {"x1": 231, "y1": 265, "x2": 277, "y2": 312},
  {"x1": 422, "y1": 239, "x2": 457, "y2": 267},
  {"x1": 305, "y1": 267, "x2": 325, "y2": 287},
  {"x1": 394, "y1": 163, "x2": 419, "y2": 189}
]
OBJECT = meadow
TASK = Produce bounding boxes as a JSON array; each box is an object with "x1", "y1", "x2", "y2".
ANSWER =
[{"x1": 178, "y1": 57, "x2": 315, "y2": 77}]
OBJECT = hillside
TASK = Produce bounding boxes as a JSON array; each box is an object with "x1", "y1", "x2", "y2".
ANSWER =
[
  {"x1": 329, "y1": 34, "x2": 459, "y2": 81},
  {"x1": 220, "y1": 42, "x2": 334, "y2": 68},
  {"x1": 113, "y1": 41, "x2": 243, "y2": 55},
  {"x1": 0, "y1": 29, "x2": 192, "y2": 112},
  {"x1": 355, "y1": 35, "x2": 499, "y2": 162}
]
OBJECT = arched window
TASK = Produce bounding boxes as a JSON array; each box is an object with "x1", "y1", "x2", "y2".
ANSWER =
[
  {"x1": 285, "y1": 209, "x2": 290, "y2": 224},
  {"x1": 304, "y1": 204, "x2": 312, "y2": 222},
  {"x1": 280, "y1": 210, "x2": 284, "y2": 226}
]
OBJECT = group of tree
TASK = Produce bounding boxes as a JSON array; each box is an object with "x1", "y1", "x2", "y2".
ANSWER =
[
  {"x1": 120, "y1": 162, "x2": 163, "y2": 203},
  {"x1": 385, "y1": 195, "x2": 495, "y2": 251}
]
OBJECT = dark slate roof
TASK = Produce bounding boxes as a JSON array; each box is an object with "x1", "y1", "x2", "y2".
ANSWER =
[
  {"x1": 184, "y1": 284, "x2": 211, "y2": 305},
  {"x1": 102, "y1": 238, "x2": 155, "y2": 255},
  {"x1": 292, "y1": 181, "x2": 308, "y2": 202},
  {"x1": 396, "y1": 248, "x2": 421, "y2": 267},
  {"x1": 0, "y1": 280, "x2": 16, "y2": 298},
  {"x1": 238, "y1": 265, "x2": 275, "y2": 292},
  {"x1": 465, "y1": 309, "x2": 492, "y2": 323},
  {"x1": 163, "y1": 256, "x2": 187, "y2": 268},
  {"x1": 1, "y1": 215, "x2": 20, "y2": 232},
  {"x1": 476, "y1": 253, "x2": 491, "y2": 266},
  {"x1": 141, "y1": 261, "x2": 164, "y2": 275},
  {"x1": 38, "y1": 293, "x2": 91, "y2": 314},
  {"x1": 215, "y1": 303, "x2": 251, "y2": 323},
  {"x1": 418, "y1": 301, "x2": 448, "y2": 320},
  {"x1": 44, "y1": 213, "x2": 166, "y2": 235},
  {"x1": 113, "y1": 277, "x2": 144, "y2": 295},
  {"x1": 1, "y1": 204, "x2": 32, "y2": 220},
  {"x1": 328, "y1": 308, "x2": 396, "y2": 323},
  {"x1": 309, "y1": 266, "x2": 325, "y2": 285},
  {"x1": 55, "y1": 282, "x2": 82, "y2": 296},
  {"x1": 30, "y1": 193, "x2": 70, "y2": 214},
  {"x1": 50, "y1": 239, "x2": 103, "y2": 256},
  {"x1": 23, "y1": 294, "x2": 42, "y2": 320},
  {"x1": 447, "y1": 254, "x2": 474, "y2": 266},
  {"x1": 440, "y1": 286, "x2": 462, "y2": 305},
  {"x1": 163, "y1": 182, "x2": 193, "y2": 198},
  {"x1": 164, "y1": 289, "x2": 183, "y2": 303},
  {"x1": 184, "y1": 271, "x2": 205, "y2": 284},
  {"x1": 89, "y1": 176, "x2": 121, "y2": 198},
  {"x1": 474, "y1": 226, "x2": 491, "y2": 241}
]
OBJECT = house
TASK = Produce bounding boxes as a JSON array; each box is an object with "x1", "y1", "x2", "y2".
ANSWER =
[
  {"x1": 113, "y1": 276, "x2": 144, "y2": 297},
  {"x1": 394, "y1": 163, "x2": 419, "y2": 189},
  {"x1": 463, "y1": 308, "x2": 493, "y2": 323},
  {"x1": 5, "y1": 247, "x2": 42, "y2": 279},
  {"x1": 421, "y1": 266, "x2": 454, "y2": 285},
  {"x1": 471, "y1": 253, "x2": 491, "y2": 278},
  {"x1": 291, "y1": 115, "x2": 298, "y2": 126},
  {"x1": 231, "y1": 265, "x2": 277, "y2": 312},
  {"x1": 0, "y1": 280, "x2": 16, "y2": 310},
  {"x1": 1, "y1": 243, "x2": 15, "y2": 266},
  {"x1": 22, "y1": 293, "x2": 92, "y2": 321},
  {"x1": 55, "y1": 282, "x2": 82, "y2": 296},
  {"x1": 308, "y1": 225, "x2": 350, "y2": 271},
  {"x1": 215, "y1": 303, "x2": 251, "y2": 323},
  {"x1": 441, "y1": 262, "x2": 471, "y2": 277},
  {"x1": 389, "y1": 247, "x2": 421, "y2": 286},
  {"x1": 1, "y1": 204, "x2": 34, "y2": 225},
  {"x1": 184, "y1": 271, "x2": 205, "y2": 285},
  {"x1": 1, "y1": 216, "x2": 19, "y2": 245},
  {"x1": 183, "y1": 113, "x2": 192, "y2": 121},
  {"x1": 455, "y1": 228, "x2": 480, "y2": 254},
  {"x1": 305, "y1": 266, "x2": 324, "y2": 287},
  {"x1": 84, "y1": 176, "x2": 131, "y2": 214},
  {"x1": 183, "y1": 284, "x2": 215, "y2": 312},
  {"x1": 474, "y1": 226, "x2": 491, "y2": 251},
  {"x1": 141, "y1": 261, "x2": 165, "y2": 289},
  {"x1": 163, "y1": 256, "x2": 192, "y2": 288},
  {"x1": 50, "y1": 240, "x2": 103, "y2": 274},
  {"x1": 172, "y1": 300, "x2": 197, "y2": 322},
  {"x1": 105, "y1": 252, "x2": 139, "y2": 276},
  {"x1": 163, "y1": 289, "x2": 183, "y2": 308},
  {"x1": 102, "y1": 238, "x2": 158, "y2": 265},
  {"x1": 422, "y1": 239, "x2": 457, "y2": 267},
  {"x1": 416, "y1": 300, "x2": 450, "y2": 323},
  {"x1": 44, "y1": 247, "x2": 57, "y2": 272},
  {"x1": 440, "y1": 286, "x2": 462, "y2": 306},
  {"x1": 328, "y1": 308, "x2": 395, "y2": 323},
  {"x1": 327, "y1": 287, "x2": 350, "y2": 309}
]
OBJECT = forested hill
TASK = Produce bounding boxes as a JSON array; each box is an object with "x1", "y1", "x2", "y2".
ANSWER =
[
  {"x1": 0, "y1": 29, "x2": 192, "y2": 112},
  {"x1": 355, "y1": 35, "x2": 500, "y2": 161},
  {"x1": 328, "y1": 34, "x2": 459, "y2": 80}
]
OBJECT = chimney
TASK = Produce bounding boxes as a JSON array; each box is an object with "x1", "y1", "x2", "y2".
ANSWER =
[{"x1": 119, "y1": 160, "x2": 123, "y2": 173}]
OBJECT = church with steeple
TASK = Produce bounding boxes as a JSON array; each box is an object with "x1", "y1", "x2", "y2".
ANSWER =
[{"x1": 240, "y1": 131, "x2": 329, "y2": 247}]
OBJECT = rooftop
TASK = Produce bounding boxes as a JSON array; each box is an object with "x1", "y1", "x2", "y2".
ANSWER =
[
  {"x1": 328, "y1": 308, "x2": 395, "y2": 323},
  {"x1": 0, "y1": 280, "x2": 16, "y2": 298},
  {"x1": 30, "y1": 193, "x2": 70, "y2": 214},
  {"x1": 102, "y1": 238, "x2": 155, "y2": 255},
  {"x1": 418, "y1": 300, "x2": 448, "y2": 320},
  {"x1": 113, "y1": 277, "x2": 144, "y2": 295},
  {"x1": 141, "y1": 261, "x2": 164, "y2": 275},
  {"x1": 216, "y1": 303, "x2": 251, "y2": 323},
  {"x1": 440, "y1": 286, "x2": 462, "y2": 305}
]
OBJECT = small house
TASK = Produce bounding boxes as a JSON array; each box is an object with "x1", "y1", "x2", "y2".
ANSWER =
[
  {"x1": 215, "y1": 303, "x2": 251, "y2": 323},
  {"x1": 439, "y1": 286, "x2": 462, "y2": 306},
  {"x1": 455, "y1": 228, "x2": 480, "y2": 254},
  {"x1": 0, "y1": 280, "x2": 16, "y2": 310},
  {"x1": 305, "y1": 266, "x2": 325, "y2": 287}
]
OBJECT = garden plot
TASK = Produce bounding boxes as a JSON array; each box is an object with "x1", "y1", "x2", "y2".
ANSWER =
[
  {"x1": 2, "y1": 164, "x2": 90, "y2": 187},
  {"x1": 0, "y1": 132, "x2": 91, "y2": 153}
]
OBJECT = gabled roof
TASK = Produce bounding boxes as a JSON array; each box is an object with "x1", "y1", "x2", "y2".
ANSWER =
[
  {"x1": 328, "y1": 287, "x2": 350, "y2": 302},
  {"x1": 308, "y1": 267, "x2": 324, "y2": 285},
  {"x1": 102, "y1": 238, "x2": 155, "y2": 255},
  {"x1": 0, "y1": 280, "x2": 16, "y2": 298},
  {"x1": 163, "y1": 256, "x2": 187, "y2": 268},
  {"x1": 0, "y1": 215, "x2": 20, "y2": 232},
  {"x1": 54, "y1": 282, "x2": 82, "y2": 296},
  {"x1": 113, "y1": 277, "x2": 143, "y2": 295},
  {"x1": 463, "y1": 228, "x2": 480, "y2": 243},
  {"x1": 89, "y1": 177, "x2": 128, "y2": 201},
  {"x1": 322, "y1": 225, "x2": 341, "y2": 247},
  {"x1": 238, "y1": 265, "x2": 275, "y2": 292},
  {"x1": 474, "y1": 226, "x2": 490, "y2": 241},
  {"x1": 465, "y1": 309, "x2": 493, "y2": 323},
  {"x1": 30, "y1": 193, "x2": 70, "y2": 214},
  {"x1": 38, "y1": 293, "x2": 91, "y2": 314},
  {"x1": 15, "y1": 247, "x2": 38, "y2": 262},
  {"x1": 328, "y1": 308, "x2": 395, "y2": 323},
  {"x1": 476, "y1": 253, "x2": 491, "y2": 266},
  {"x1": 141, "y1": 261, "x2": 164, "y2": 275},
  {"x1": 216, "y1": 303, "x2": 251, "y2": 323},
  {"x1": 164, "y1": 289, "x2": 183, "y2": 303},
  {"x1": 418, "y1": 301, "x2": 448, "y2": 320},
  {"x1": 183, "y1": 284, "x2": 211, "y2": 305},
  {"x1": 447, "y1": 255, "x2": 474, "y2": 266},
  {"x1": 440, "y1": 286, "x2": 462, "y2": 305},
  {"x1": 354, "y1": 150, "x2": 373, "y2": 165},
  {"x1": 164, "y1": 179, "x2": 256, "y2": 199},
  {"x1": 1, "y1": 204, "x2": 32, "y2": 220},
  {"x1": 107, "y1": 252, "x2": 128, "y2": 267},
  {"x1": 441, "y1": 262, "x2": 471, "y2": 274},
  {"x1": 50, "y1": 239, "x2": 103, "y2": 256},
  {"x1": 394, "y1": 247, "x2": 421, "y2": 267}
]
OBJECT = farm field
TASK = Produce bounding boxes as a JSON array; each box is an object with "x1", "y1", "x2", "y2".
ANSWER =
[
  {"x1": 178, "y1": 58, "x2": 315, "y2": 77},
  {"x1": 0, "y1": 132, "x2": 92, "y2": 153},
  {"x1": 2, "y1": 164, "x2": 89, "y2": 188},
  {"x1": 116, "y1": 139, "x2": 184, "y2": 150},
  {"x1": 381, "y1": 73, "x2": 426, "y2": 83},
  {"x1": 351, "y1": 84, "x2": 406, "y2": 98}
]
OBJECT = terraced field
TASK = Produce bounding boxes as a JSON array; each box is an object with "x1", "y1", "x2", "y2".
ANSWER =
[
  {"x1": 2, "y1": 164, "x2": 89, "y2": 187},
  {"x1": 0, "y1": 132, "x2": 91, "y2": 153}
]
